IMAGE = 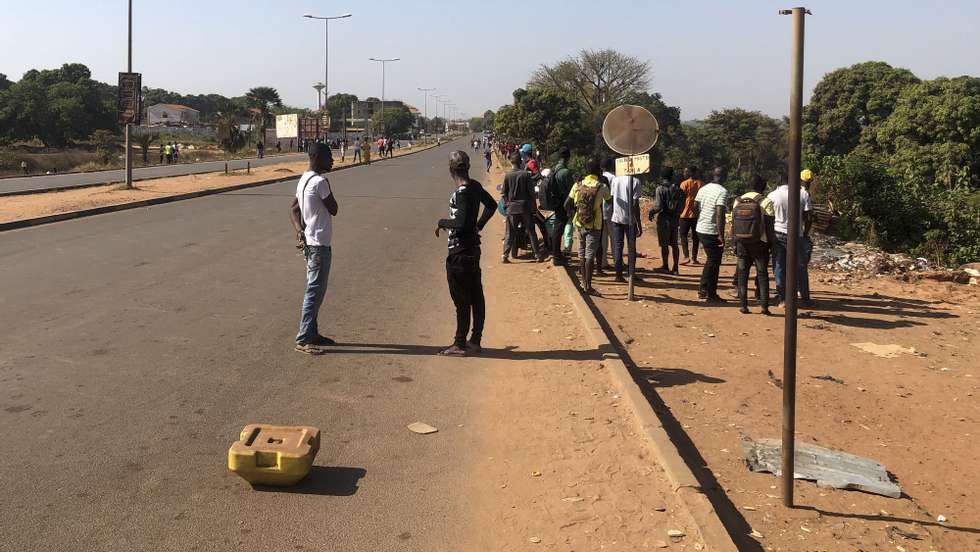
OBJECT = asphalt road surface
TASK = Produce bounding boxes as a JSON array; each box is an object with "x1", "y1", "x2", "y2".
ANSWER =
[
  {"x1": 1, "y1": 152, "x2": 307, "y2": 194},
  {"x1": 0, "y1": 138, "x2": 492, "y2": 551}
]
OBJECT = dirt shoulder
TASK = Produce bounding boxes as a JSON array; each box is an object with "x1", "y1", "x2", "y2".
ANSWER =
[
  {"x1": 455, "y1": 161, "x2": 708, "y2": 550},
  {"x1": 0, "y1": 144, "x2": 434, "y2": 225},
  {"x1": 581, "y1": 217, "x2": 979, "y2": 551}
]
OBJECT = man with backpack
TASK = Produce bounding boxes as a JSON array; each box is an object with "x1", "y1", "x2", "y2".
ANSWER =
[
  {"x1": 649, "y1": 167, "x2": 682, "y2": 275},
  {"x1": 731, "y1": 175, "x2": 775, "y2": 315},
  {"x1": 501, "y1": 152, "x2": 544, "y2": 263},
  {"x1": 564, "y1": 158, "x2": 612, "y2": 296}
]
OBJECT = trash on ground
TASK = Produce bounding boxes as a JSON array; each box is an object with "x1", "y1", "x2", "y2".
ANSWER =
[
  {"x1": 667, "y1": 529, "x2": 685, "y2": 538},
  {"x1": 851, "y1": 342, "x2": 920, "y2": 359},
  {"x1": 937, "y1": 514, "x2": 947, "y2": 523},
  {"x1": 741, "y1": 436, "x2": 901, "y2": 498},
  {"x1": 767, "y1": 370, "x2": 783, "y2": 389},
  {"x1": 885, "y1": 525, "x2": 923, "y2": 540},
  {"x1": 811, "y1": 374, "x2": 845, "y2": 385},
  {"x1": 528, "y1": 536, "x2": 541, "y2": 544},
  {"x1": 407, "y1": 422, "x2": 438, "y2": 435},
  {"x1": 227, "y1": 424, "x2": 320, "y2": 486}
]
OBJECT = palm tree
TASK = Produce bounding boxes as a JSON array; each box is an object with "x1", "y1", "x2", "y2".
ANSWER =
[{"x1": 245, "y1": 87, "x2": 282, "y2": 141}]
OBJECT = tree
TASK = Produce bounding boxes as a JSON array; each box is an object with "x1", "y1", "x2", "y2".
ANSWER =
[
  {"x1": 217, "y1": 114, "x2": 245, "y2": 154},
  {"x1": 244, "y1": 86, "x2": 283, "y2": 138},
  {"x1": 137, "y1": 131, "x2": 159, "y2": 163},
  {"x1": 493, "y1": 88, "x2": 590, "y2": 158},
  {"x1": 371, "y1": 106, "x2": 414, "y2": 137},
  {"x1": 875, "y1": 76, "x2": 980, "y2": 192},
  {"x1": 90, "y1": 129, "x2": 118, "y2": 165},
  {"x1": 325, "y1": 92, "x2": 358, "y2": 131},
  {"x1": 803, "y1": 61, "x2": 919, "y2": 157},
  {"x1": 530, "y1": 49, "x2": 650, "y2": 119}
]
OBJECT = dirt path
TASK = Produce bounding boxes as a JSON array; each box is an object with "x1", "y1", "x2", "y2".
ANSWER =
[
  {"x1": 454, "y1": 159, "x2": 708, "y2": 550},
  {"x1": 0, "y1": 144, "x2": 433, "y2": 224},
  {"x1": 580, "y1": 216, "x2": 979, "y2": 551}
]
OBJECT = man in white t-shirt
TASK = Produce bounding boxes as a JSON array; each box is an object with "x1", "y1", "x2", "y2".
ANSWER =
[
  {"x1": 767, "y1": 177, "x2": 812, "y2": 305},
  {"x1": 694, "y1": 167, "x2": 729, "y2": 302},
  {"x1": 289, "y1": 143, "x2": 340, "y2": 354},
  {"x1": 608, "y1": 168, "x2": 643, "y2": 283}
]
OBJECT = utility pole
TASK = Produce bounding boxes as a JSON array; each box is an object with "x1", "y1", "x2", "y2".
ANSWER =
[
  {"x1": 778, "y1": 5, "x2": 811, "y2": 509},
  {"x1": 370, "y1": 58, "x2": 400, "y2": 136},
  {"x1": 303, "y1": 13, "x2": 351, "y2": 104},
  {"x1": 418, "y1": 87, "x2": 435, "y2": 139},
  {"x1": 124, "y1": 0, "x2": 133, "y2": 189}
]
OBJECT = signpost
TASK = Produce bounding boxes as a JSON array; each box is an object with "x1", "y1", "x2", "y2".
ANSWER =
[
  {"x1": 615, "y1": 154, "x2": 650, "y2": 177},
  {"x1": 117, "y1": 72, "x2": 142, "y2": 125}
]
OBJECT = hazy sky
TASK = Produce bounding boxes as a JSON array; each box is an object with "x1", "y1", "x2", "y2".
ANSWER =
[{"x1": 2, "y1": 0, "x2": 979, "y2": 121}]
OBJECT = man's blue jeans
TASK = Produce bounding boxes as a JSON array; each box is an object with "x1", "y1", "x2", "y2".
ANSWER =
[
  {"x1": 296, "y1": 245, "x2": 332, "y2": 344},
  {"x1": 772, "y1": 233, "x2": 810, "y2": 301},
  {"x1": 612, "y1": 222, "x2": 637, "y2": 276}
]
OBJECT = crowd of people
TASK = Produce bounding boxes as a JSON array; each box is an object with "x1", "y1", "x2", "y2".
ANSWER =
[
  {"x1": 287, "y1": 137, "x2": 816, "y2": 357},
  {"x1": 489, "y1": 142, "x2": 817, "y2": 314}
]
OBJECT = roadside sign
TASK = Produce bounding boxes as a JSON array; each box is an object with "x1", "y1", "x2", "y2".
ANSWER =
[
  {"x1": 615, "y1": 154, "x2": 650, "y2": 176},
  {"x1": 276, "y1": 114, "x2": 298, "y2": 139},
  {"x1": 117, "y1": 72, "x2": 142, "y2": 125}
]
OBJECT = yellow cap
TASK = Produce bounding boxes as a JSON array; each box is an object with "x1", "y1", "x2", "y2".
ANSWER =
[{"x1": 800, "y1": 169, "x2": 814, "y2": 182}]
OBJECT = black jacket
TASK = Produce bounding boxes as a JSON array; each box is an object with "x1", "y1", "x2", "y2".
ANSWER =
[{"x1": 438, "y1": 179, "x2": 497, "y2": 254}]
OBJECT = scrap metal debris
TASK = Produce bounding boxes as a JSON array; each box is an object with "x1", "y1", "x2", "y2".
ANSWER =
[
  {"x1": 811, "y1": 374, "x2": 845, "y2": 385},
  {"x1": 741, "y1": 436, "x2": 901, "y2": 498},
  {"x1": 767, "y1": 370, "x2": 783, "y2": 389},
  {"x1": 885, "y1": 525, "x2": 923, "y2": 541}
]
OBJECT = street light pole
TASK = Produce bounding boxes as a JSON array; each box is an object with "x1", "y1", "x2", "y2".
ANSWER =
[
  {"x1": 124, "y1": 0, "x2": 133, "y2": 189},
  {"x1": 304, "y1": 14, "x2": 352, "y2": 108},
  {"x1": 778, "y1": 5, "x2": 811, "y2": 509},
  {"x1": 370, "y1": 58, "x2": 400, "y2": 136},
  {"x1": 418, "y1": 87, "x2": 435, "y2": 138}
]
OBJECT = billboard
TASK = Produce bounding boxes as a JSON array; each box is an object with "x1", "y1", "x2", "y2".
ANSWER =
[
  {"x1": 276, "y1": 114, "x2": 299, "y2": 139},
  {"x1": 117, "y1": 72, "x2": 142, "y2": 125}
]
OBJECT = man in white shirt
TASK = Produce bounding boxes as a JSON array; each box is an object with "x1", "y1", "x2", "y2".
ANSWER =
[
  {"x1": 767, "y1": 176, "x2": 812, "y2": 305},
  {"x1": 599, "y1": 158, "x2": 617, "y2": 274},
  {"x1": 289, "y1": 143, "x2": 340, "y2": 354},
  {"x1": 608, "y1": 167, "x2": 643, "y2": 283},
  {"x1": 694, "y1": 167, "x2": 729, "y2": 302}
]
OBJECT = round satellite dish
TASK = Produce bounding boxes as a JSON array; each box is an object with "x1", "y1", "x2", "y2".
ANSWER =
[{"x1": 602, "y1": 105, "x2": 659, "y2": 156}]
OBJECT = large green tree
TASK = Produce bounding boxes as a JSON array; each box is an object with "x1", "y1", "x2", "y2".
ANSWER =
[
  {"x1": 803, "y1": 61, "x2": 919, "y2": 157},
  {"x1": 371, "y1": 105, "x2": 414, "y2": 137},
  {"x1": 493, "y1": 88, "x2": 591, "y2": 158},
  {"x1": 325, "y1": 92, "x2": 358, "y2": 132},
  {"x1": 530, "y1": 49, "x2": 650, "y2": 121}
]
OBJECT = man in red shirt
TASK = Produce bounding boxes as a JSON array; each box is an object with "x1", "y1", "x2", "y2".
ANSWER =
[{"x1": 678, "y1": 167, "x2": 703, "y2": 265}]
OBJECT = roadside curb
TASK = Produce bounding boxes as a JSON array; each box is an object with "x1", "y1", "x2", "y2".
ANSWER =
[
  {"x1": 553, "y1": 266, "x2": 739, "y2": 552},
  {"x1": 0, "y1": 142, "x2": 443, "y2": 233}
]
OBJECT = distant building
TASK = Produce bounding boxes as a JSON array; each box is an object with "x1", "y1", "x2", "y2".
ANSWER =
[
  {"x1": 347, "y1": 99, "x2": 416, "y2": 133},
  {"x1": 146, "y1": 103, "x2": 201, "y2": 127}
]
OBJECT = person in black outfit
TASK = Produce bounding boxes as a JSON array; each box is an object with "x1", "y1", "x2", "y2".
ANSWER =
[
  {"x1": 500, "y1": 152, "x2": 544, "y2": 263},
  {"x1": 435, "y1": 151, "x2": 497, "y2": 356}
]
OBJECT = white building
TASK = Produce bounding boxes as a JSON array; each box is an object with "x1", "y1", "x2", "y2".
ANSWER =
[{"x1": 146, "y1": 103, "x2": 201, "y2": 127}]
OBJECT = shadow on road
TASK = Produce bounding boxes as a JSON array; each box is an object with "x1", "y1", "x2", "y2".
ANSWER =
[
  {"x1": 253, "y1": 466, "x2": 366, "y2": 496},
  {"x1": 326, "y1": 343, "x2": 604, "y2": 362}
]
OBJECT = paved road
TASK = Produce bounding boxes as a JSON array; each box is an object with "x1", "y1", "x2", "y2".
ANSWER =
[
  {"x1": 1, "y1": 153, "x2": 308, "y2": 195},
  {"x1": 0, "y1": 139, "x2": 487, "y2": 551}
]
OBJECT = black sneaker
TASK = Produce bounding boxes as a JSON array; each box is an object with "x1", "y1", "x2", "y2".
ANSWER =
[{"x1": 312, "y1": 335, "x2": 336, "y2": 346}]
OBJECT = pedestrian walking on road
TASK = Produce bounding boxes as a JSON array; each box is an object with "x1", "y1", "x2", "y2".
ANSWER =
[
  {"x1": 565, "y1": 158, "x2": 612, "y2": 296},
  {"x1": 501, "y1": 152, "x2": 544, "y2": 263},
  {"x1": 650, "y1": 167, "x2": 682, "y2": 275},
  {"x1": 435, "y1": 150, "x2": 497, "y2": 356},
  {"x1": 484, "y1": 148, "x2": 492, "y2": 172},
  {"x1": 340, "y1": 140, "x2": 346, "y2": 161},
  {"x1": 20, "y1": 160, "x2": 28, "y2": 175},
  {"x1": 172, "y1": 143, "x2": 180, "y2": 163},
  {"x1": 353, "y1": 138, "x2": 362, "y2": 163},
  {"x1": 732, "y1": 175, "x2": 775, "y2": 315},
  {"x1": 164, "y1": 143, "x2": 173, "y2": 164},
  {"x1": 678, "y1": 167, "x2": 703, "y2": 265},
  {"x1": 257, "y1": 141, "x2": 265, "y2": 159},
  {"x1": 694, "y1": 167, "x2": 729, "y2": 303},
  {"x1": 289, "y1": 143, "x2": 340, "y2": 355}
]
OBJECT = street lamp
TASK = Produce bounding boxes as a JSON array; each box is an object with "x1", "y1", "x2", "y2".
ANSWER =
[
  {"x1": 418, "y1": 87, "x2": 435, "y2": 136},
  {"x1": 303, "y1": 13, "x2": 351, "y2": 104},
  {"x1": 370, "y1": 57, "x2": 400, "y2": 135}
]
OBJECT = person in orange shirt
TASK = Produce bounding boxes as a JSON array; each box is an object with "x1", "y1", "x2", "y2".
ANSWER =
[{"x1": 678, "y1": 167, "x2": 704, "y2": 265}]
